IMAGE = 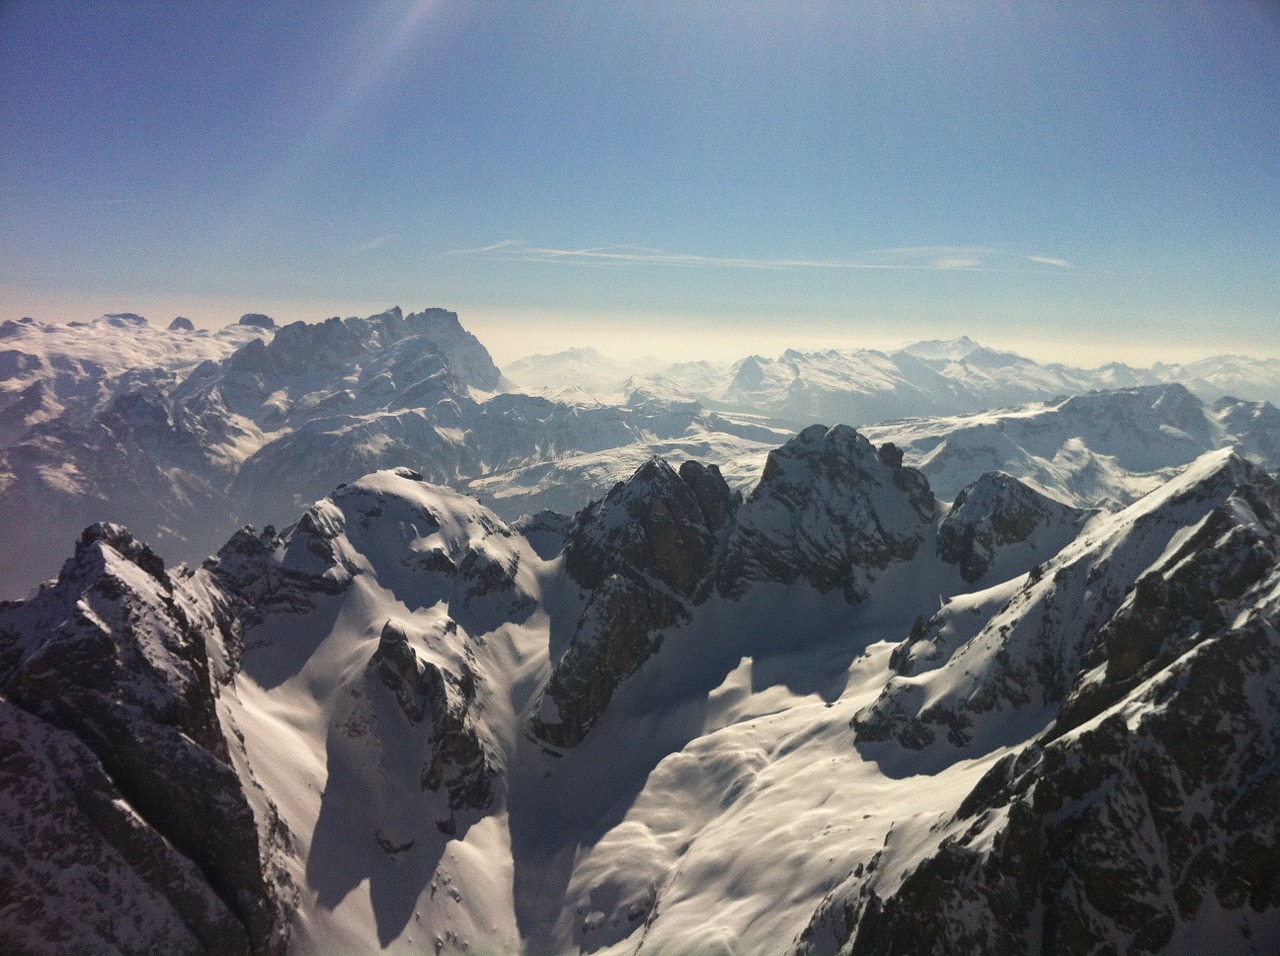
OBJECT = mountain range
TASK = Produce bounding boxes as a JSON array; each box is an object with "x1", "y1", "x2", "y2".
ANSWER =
[
  {"x1": 3, "y1": 430, "x2": 1279, "y2": 954},
  {"x1": 4, "y1": 309, "x2": 1280, "y2": 602},
  {"x1": 2, "y1": 308, "x2": 1280, "y2": 954},
  {"x1": 508, "y1": 336, "x2": 1280, "y2": 423}
]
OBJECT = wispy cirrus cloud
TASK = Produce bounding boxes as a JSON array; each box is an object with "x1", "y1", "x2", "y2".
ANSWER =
[
  {"x1": 354, "y1": 234, "x2": 396, "y2": 254},
  {"x1": 445, "y1": 241, "x2": 1073, "y2": 272}
]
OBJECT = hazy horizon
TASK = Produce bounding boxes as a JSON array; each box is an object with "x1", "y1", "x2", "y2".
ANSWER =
[{"x1": 7, "y1": 293, "x2": 1280, "y2": 373}]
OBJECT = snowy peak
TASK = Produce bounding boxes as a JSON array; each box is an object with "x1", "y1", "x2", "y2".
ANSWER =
[
  {"x1": 863, "y1": 383, "x2": 1280, "y2": 508},
  {"x1": 504, "y1": 346, "x2": 630, "y2": 395},
  {"x1": 938, "y1": 471, "x2": 1094, "y2": 582},
  {"x1": 900, "y1": 335, "x2": 983, "y2": 361},
  {"x1": 719, "y1": 424, "x2": 935, "y2": 601}
]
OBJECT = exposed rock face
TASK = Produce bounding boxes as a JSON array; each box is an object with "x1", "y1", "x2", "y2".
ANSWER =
[
  {"x1": 531, "y1": 457, "x2": 740, "y2": 747},
  {"x1": 370, "y1": 620, "x2": 497, "y2": 832},
  {"x1": 534, "y1": 430, "x2": 939, "y2": 748},
  {"x1": 1054, "y1": 477, "x2": 1280, "y2": 738},
  {"x1": 938, "y1": 471, "x2": 1093, "y2": 582},
  {"x1": 718, "y1": 424, "x2": 935, "y2": 601},
  {"x1": 564, "y1": 457, "x2": 734, "y2": 597},
  {"x1": 0, "y1": 524, "x2": 297, "y2": 956},
  {"x1": 0, "y1": 696, "x2": 249, "y2": 956},
  {"x1": 804, "y1": 603, "x2": 1280, "y2": 956}
]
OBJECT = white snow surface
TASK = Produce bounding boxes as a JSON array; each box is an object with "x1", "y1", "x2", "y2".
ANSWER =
[{"x1": 0, "y1": 312, "x2": 267, "y2": 438}]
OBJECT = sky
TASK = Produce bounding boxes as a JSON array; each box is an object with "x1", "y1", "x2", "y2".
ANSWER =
[{"x1": 1, "y1": 1, "x2": 1277, "y2": 367}]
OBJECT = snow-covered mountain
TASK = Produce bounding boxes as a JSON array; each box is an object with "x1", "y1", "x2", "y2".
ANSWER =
[
  {"x1": 0, "y1": 312, "x2": 268, "y2": 444},
  {"x1": 862, "y1": 383, "x2": 1280, "y2": 507},
  {"x1": 1153, "y1": 354, "x2": 1280, "y2": 408},
  {"x1": 4, "y1": 425, "x2": 1279, "y2": 954},
  {"x1": 0, "y1": 309, "x2": 783, "y2": 600},
  {"x1": 507, "y1": 338, "x2": 1280, "y2": 425},
  {"x1": 504, "y1": 347, "x2": 641, "y2": 397},
  {"x1": 6, "y1": 311, "x2": 1280, "y2": 615}
]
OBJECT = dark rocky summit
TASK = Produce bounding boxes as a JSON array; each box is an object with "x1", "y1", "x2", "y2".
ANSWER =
[
  {"x1": 938, "y1": 471, "x2": 1093, "y2": 582},
  {"x1": 0, "y1": 524, "x2": 297, "y2": 956},
  {"x1": 531, "y1": 457, "x2": 739, "y2": 747},
  {"x1": 533, "y1": 426, "x2": 938, "y2": 748},
  {"x1": 718, "y1": 424, "x2": 935, "y2": 601}
]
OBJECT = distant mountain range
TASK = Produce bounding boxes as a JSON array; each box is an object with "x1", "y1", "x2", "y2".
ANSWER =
[
  {"x1": 4, "y1": 309, "x2": 1279, "y2": 602},
  {"x1": 509, "y1": 337, "x2": 1280, "y2": 422}
]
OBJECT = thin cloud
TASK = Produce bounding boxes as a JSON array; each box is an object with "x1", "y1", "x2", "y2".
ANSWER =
[
  {"x1": 934, "y1": 256, "x2": 985, "y2": 270},
  {"x1": 354, "y1": 234, "x2": 396, "y2": 254},
  {"x1": 1026, "y1": 255, "x2": 1073, "y2": 268},
  {"x1": 446, "y1": 241, "x2": 1072, "y2": 275}
]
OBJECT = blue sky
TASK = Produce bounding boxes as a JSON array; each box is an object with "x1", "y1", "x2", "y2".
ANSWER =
[{"x1": 1, "y1": 1, "x2": 1277, "y2": 365}]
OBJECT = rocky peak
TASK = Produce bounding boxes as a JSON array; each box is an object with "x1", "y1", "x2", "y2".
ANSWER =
[
  {"x1": 402, "y1": 307, "x2": 503, "y2": 392},
  {"x1": 0, "y1": 522, "x2": 297, "y2": 954},
  {"x1": 71, "y1": 520, "x2": 171, "y2": 589},
  {"x1": 718, "y1": 424, "x2": 936, "y2": 601},
  {"x1": 678, "y1": 459, "x2": 740, "y2": 532},
  {"x1": 534, "y1": 456, "x2": 738, "y2": 748},
  {"x1": 938, "y1": 472, "x2": 1093, "y2": 582},
  {"x1": 565, "y1": 455, "x2": 734, "y2": 598}
]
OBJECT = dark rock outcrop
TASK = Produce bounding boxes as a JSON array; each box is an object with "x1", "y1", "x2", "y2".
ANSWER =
[
  {"x1": 805, "y1": 605, "x2": 1280, "y2": 955},
  {"x1": 938, "y1": 472, "x2": 1092, "y2": 582},
  {"x1": 718, "y1": 424, "x2": 935, "y2": 601},
  {"x1": 0, "y1": 697, "x2": 249, "y2": 956},
  {"x1": 0, "y1": 524, "x2": 297, "y2": 956},
  {"x1": 370, "y1": 620, "x2": 497, "y2": 831},
  {"x1": 531, "y1": 457, "x2": 739, "y2": 747}
]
